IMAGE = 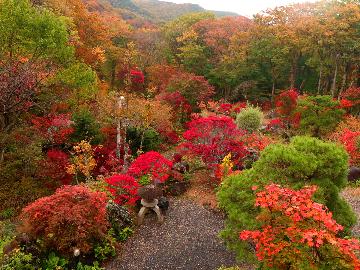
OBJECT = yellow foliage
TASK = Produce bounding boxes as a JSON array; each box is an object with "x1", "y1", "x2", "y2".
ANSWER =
[{"x1": 66, "y1": 140, "x2": 96, "y2": 180}]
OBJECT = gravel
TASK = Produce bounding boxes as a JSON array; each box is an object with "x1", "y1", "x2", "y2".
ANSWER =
[
  {"x1": 342, "y1": 188, "x2": 360, "y2": 237},
  {"x1": 105, "y1": 198, "x2": 238, "y2": 270}
]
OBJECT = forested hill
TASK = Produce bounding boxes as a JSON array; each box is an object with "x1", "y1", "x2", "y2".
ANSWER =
[{"x1": 106, "y1": 0, "x2": 238, "y2": 21}]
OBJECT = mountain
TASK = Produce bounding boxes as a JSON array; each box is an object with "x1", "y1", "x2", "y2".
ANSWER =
[{"x1": 106, "y1": 0, "x2": 239, "y2": 22}]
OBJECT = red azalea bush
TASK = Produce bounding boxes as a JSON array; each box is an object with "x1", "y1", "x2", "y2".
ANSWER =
[
  {"x1": 275, "y1": 89, "x2": 299, "y2": 119},
  {"x1": 128, "y1": 151, "x2": 173, "y2": 183},
  {"x1": 20, "y1": 185, "x2": 109, "y2": 256},
  {"x1": 180, "y1": 116, "x2": 246, "y2": 167},
  {"x1": 105, "y1": 174, "x2": 140, "y2": 205},
  {"x1": 218, "y1": 103, "x2": 233, "y2": 115},
  {"x1": 266, "y1": 118, "x2": 284, "y2": 131},
  {"x1": 338, "y1": 129, "x2": 360, "y2": 166},
  {"x1": 93, "y1": 145, "x2": 123, "y2": 176},
  {"x1": 341, "y1": 87, "x2": 360, "y2": 112},
  {"x1": 38, "y1": 149, "x2": 73, "y2": 186},
  {"x1": 340, "y1": 99, "x2": 354, "y2": 109},
  {"x1": 166, "y1": 73, "x2": 215, "y2": 110},
  {"x1": 130, "y1": 68, "x2": 145, "y2": 84},
  {"x1": 32, "y1": 113, "x2": 74, "y2": 145},
  {"x1": 156, "y1": 91, "x2": 192, "y2": 123},
  {"x1": 203, "y1": 101, "x2": 247, "y2": 117},
  {"x1": 240, "y1": 184, "x2": 360, "y2": 269},
  {"x1": 242, "y1": 133, "x2": 272, "y2": 153}
]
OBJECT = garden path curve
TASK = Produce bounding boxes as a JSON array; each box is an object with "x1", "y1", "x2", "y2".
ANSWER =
[{"x1": 105, "y1": 198, "x2": 238, "y2": 270}]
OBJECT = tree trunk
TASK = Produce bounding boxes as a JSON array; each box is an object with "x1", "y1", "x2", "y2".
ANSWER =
[
  {"x1": 338, "y1": 63, "x2": 350, "y2": 100},
  {"x1": 317, "y1": 68, "x2": 322, "y2": 95},
  {"x1": 289, "y1": 55, "x2": 299, "y2": 89},
  {"x1": 331, "y1": 54, "x2": 339, "y2": 97},
  {"x1": 139, "y1": 129, "x2": 146, "y2": 154},
  {"x1": 272, "y1": 80, "x2": 276, "y2": 103},
  {"x1": 116, "y1": 119, "x2": 122, "y2": 159}
]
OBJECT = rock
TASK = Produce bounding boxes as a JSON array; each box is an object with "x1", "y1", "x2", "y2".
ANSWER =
[
  {"x1": 106, "y1": 201, "x2": 133, "y2": 235},
  {"x1": 348, "y1": 167, "x2": 360, "y2": 182},
  {"x1": 158, "y1": 197, "x2": 169, "y2": 212}
]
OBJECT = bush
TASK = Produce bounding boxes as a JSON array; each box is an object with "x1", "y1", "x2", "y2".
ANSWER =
[
  {"x1": 217, "y1": 136, "x2": 356, "y2": 261},
  {"x1": 105, "y1": 175, "x2": 140, "y2": 206},
  {"x1": 106, "y1": 201, "x2": 133, "y2": 239},
  {"x1": 235, "y1": 106, "x2": 264, "y2": 133},
  {"x1": 180, "y1": 116, "x2": 246, "y2": 167},
  {"x1": 240, "y1": 184, "x2": 360, "y2": 269},
  {"x1": 71, "y1": 109, "x2": 103, "y2": 144},
  {"x1": 296, "y1": 95, "x2": 345, "y2": 138},
  {"x1": 1, "y1": 249, "x2": 35, "y2": 270},
  {"x1": 128, "y1": 151, "x2": 173, "y2": 183},
  {"x1": 20, "y1": 185, "x2": 109, "y2": 256},
  {"x1": 275, "y1": 89, "x2": 299, "y2": 118},
  {"x1": 37, "y1": 149, "x2": 73, "y2": 186},
  {"x1": 126, "y1": 127, "x2": 162, "y2": 154}
]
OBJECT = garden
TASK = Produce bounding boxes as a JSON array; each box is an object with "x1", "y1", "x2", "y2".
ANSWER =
[{"x1": 0, "y1": 0, "x2": 360, "y2": 269}]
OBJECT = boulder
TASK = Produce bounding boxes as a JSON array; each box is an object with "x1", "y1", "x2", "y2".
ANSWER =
[{"x1": 348, "y1": 167, "x2": 360, "y2": 182}]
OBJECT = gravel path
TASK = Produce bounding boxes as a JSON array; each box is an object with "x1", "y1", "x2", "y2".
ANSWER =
[
  {"x1": 106, "y1": 198, "x2": 237, "y2": 270},
  {"x1": 342, "y1": 188, "x2": 360, "y2": 236}
]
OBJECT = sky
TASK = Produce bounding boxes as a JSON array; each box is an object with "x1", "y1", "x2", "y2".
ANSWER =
[{"x1": 169, "y1": 0, "x2": 317, "y2": 17}]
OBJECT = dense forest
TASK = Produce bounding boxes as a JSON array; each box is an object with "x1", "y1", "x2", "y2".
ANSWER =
[{"x1": 1, "y1": 0, "x2": 360, "y2": 269}]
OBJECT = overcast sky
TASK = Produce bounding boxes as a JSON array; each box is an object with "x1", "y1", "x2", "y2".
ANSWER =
[{"x1": 169, "y1": 0, "x2": 317, "y2": 17}]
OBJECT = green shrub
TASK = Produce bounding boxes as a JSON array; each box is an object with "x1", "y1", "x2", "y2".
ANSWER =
[
  {"x1": 0, "y1": 249, "x2": 35, "y2": 270},
  {"x1": 42, "y1": 252, "x2": 68, "y2": 270},
  {"x1": 71, "y1": 109, "x2": 103, "y2": 144},
  {"x1": 0, "y1": 220, "x2": 16, "y2": 257},
  {"x1": 217, "y1": 136, "x2": 356, "y2": 261},
  {"x1": 76, "y1": 261, "x2": 104, "y2": 270},
  {"x1": 94, "y1": 232, "x2": 116, "y2": 262},
  {"x1": 235, "y1": 106, "x2": 264, "y2": 133},
  {"x1": 296, "y1": 95, "x2": 345, "y2": 138},
  {"x1": 126, "y1": 127, "x2": 162, "y2": 154},
  {"x1": 117, "y1": 227, "x2": 134, "y2": 242},
  {"x1": 94, "y1": 242, "x2": 116, "y2": 262}
]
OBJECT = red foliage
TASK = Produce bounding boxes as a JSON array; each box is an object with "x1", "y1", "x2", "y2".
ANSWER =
[
  {"x1": 0, "y1": 60, "x2": 44, "y2": 130},
  {"x1": 167, "y1": 72, "x2": 215, "y2": 108},
  {"x1": 32, "y1": 113, "x2": 74, "y2": 145},
  {"x1": 218, "y1": 103, "x2": 233, "y2": 115},
  {"x1": 242, "y1": 133, "x2": 272, "y2": 153},
  {"x1": 38, "y1": 149, "x2": 73, "y2": 186},
  {"x1": 204, "y1": 101, "x2": 246, "y2": 117},
  {"x1": 156, "y1": 91, "x2": 192, "y2": 117},
  {"x1": 339, "y1": 129, "x2": 360, "y2": 166},
  {"x1": 340, "y1": 98, "x2": 354, "y2": 109},
  {"x1": 232, "y1": 102, "x2": 247, "y2": 113},
  {"x1": 20, "y1": 185, "x2": 109, "y2": 255},
  {"x1": 158, "y1": 129, "x2": 180, "y2": 144},
  {"x1": 130, "y1": 68, "x2": 145, "y2": 84},
  {"x1": 180, "y1": 116, "x2": 246, "y2": 166},
  {"x1": 105, "y1": 174, "x2": 140, "y2": 206},
  {"x1": 275, "y1": 89, "x2": 299, "y2": 117},
  {"x1": 148, "y1": 65, "x2": 214, "y2": 111},
  {"x1": 266, "y1": 118, "x2": 285, "y2": 131},
  {"x1": 93, "y1": 145, "x2": 123, "y2": 176},
  {"x1": 240, "y1": 184, "x2": 360, "y2": 269},
  {"x1": 128, "y1": 151, "x2": 173, "y2": 183},
  {"x1": 193, "y1": 16, "x2": 252, "y2": 56},
  {"x1": 91, "y1": 126, "x2": 124, "y2": 176},
  {"x1": 341, "y1": 87, "x2": 360, "y2": 106}
]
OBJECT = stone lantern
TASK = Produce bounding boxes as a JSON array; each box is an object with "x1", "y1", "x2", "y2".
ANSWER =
[{"x1": 137, "y1": 184, "x2": 164, "y2": 225}]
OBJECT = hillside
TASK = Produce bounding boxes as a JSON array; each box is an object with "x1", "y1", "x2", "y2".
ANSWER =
[{"x1": 107, "y1": 0, "x2": 238, "y2": 22}]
